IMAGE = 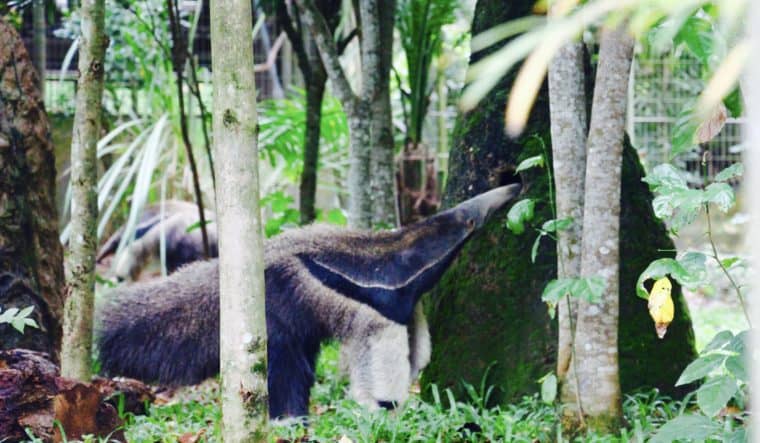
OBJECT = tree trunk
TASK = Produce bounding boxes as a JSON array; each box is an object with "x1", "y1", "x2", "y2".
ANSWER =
[
  {"x1": 211, "y1": 0, "x2": 269, "y2": 438},
  {"x1": 32, "y1": 0, "x2": 46, "y2": 95},
  {"x1": 421, "y1": 0, "x2": 696, "y2": 407},
  {"x1": 562, "y1": 24, "x2": 634, "y2": 433},
  {"x1": 294, "y1": 0, "x2": 396, "y2": 229},
  {"x1": 547, "y1": 9, "x2": 587, "y2": 381},
  {"x1": 60, "y1": 0, "x2": 106, "y2": 381},
  {"x1": 369, "y1": 0, "x2": 399, "y2": 228},
  {"x1": 0, "y1": 21, "x2": 65, "y2": 360},
  {"x1": 299, "y1": 38, "x2": 327, "y2": 225}
]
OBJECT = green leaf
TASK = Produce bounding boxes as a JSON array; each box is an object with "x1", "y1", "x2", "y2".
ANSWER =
[
  {"x1": 676, "y1": 252, "x2": 709, "y2": 288},
  {"x1": 714, "y1": 163, "x2": 743, "y2": 182},
  {"x1": 506, "y1": 199, "x2": 535, "y2": 235},
  {"x1": 0, "y1": 307, "x2": 19, "y2": 323},
  {"x1": 541, "y1": 279, "x2": 573, "y2": 314},
  {"x1": 702, "y1": 330, "x2": 734, "y2": 353},
  {"x1": 720, "y1": 257, "x2": 741, "y2": 269},
  {"x1": 16, "y1": 305, "x2": 34, "y2": 319},
  {"x1": 571, "y1": 277, "x2": 605, "y2": 304},
  {"x1": 649, "y1": 414, "x2": 720, "y2": 443},
  {"x1": 185, "y1": 219, "x2": 214, "y2": 234},
  {"x1": 725, "y1": 355, "x2": 747, "y2": 382},
  {"x1": 531, "y1": 234, "x2": 543, "y2": 264},
  {"x1": 725, "y1": 331, "x2": 748, "y2": 355},
  {"x1": 515, "y1": 155, "x2": 544, "y2": 173},
  {"x1": 676, "y1": 353, "x2": 726, "y2": 386},
  {"x1": 703, "y1": 182, "x2": 735, "y2": 212},
  {"x1": 696, "y1": 375, "x2": 737, "y2": 417},
  {"x1": 539, "y1": 373, "x2": 557, "y2": 404},
  {"x1": 541, "y1": 217, "x2": 573, "y2": 233},
  {"x1": 723, "y1": 87, "x2": 744, "y2": 117},
  {"x1": 643, "y1": 164, "x2": 689, "y2": 190},
  {"x1": 636, "y1": 258, "x2": 681, "y2": 299},
  {"x1": 541, "y1": 277, "x2": 605, "y2": 309},
  {"x1": 669, "y1": 114, "x2": 699, "y2": 157},
  {"x1": 675, "y1": 16, "x2": 715, "y2": 65},
  {"x1": 725, "y1": 428, "x2": 747, "y2": 443}
]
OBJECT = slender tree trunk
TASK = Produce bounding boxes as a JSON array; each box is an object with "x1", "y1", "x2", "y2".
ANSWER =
[
  {"x1": 0, "y1": 21, "x2": 65, "y2": 359},
  {"x1": 32, "y1": 0, "x2": 46, "y2": 95},
  {"x1": 368, "y1": 0, "x2": 398, "y2": 227},
  {"x1": 346, "y1": 103, "x2": 374, "y2": 227},
  {"x1": 299, "y1": 40, "x2": 327, "y2": 225},
  {"x1": 61, "y1": 0, "x2": 106, "y2": 381},
  {"x1": 564, "y1": 25, "x2": 634, "y2": 433},
  {"x1": 294, "y1": 0, "x2": 395, "y2": 229},
  {"x1": 547, "y1": 13, "x2": 587, "y2": 382},
  {"x1": 211, "y1": 0, "x2": 269, "y2": 438}
]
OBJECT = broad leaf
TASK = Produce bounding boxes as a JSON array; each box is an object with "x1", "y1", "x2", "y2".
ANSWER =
[
  {"x1": 725, "y1": 355, "x2": 747, "y2": 383},
  {"x1": 636, "y1": 258, "x2": 682, "y2": 299},
  {"x1": 696, "y1": 375, "x2": 737, "y2": 417},
  {"x1": 643, "y1": 164, "x2": 689, "y2": 190},
  {"x1": 703, "y1": 182, "x2": 735, "y2": 212},
  {"x1": 506, "y1": 199, "x2": 535, "y2": 235},
  {"x1": 714, "y1": 163, "x2": 743, "y2": 182},
  {"x1": 541, "y1": 217, "x2": 573, "y2": 233},
  {"x1": 515, "y1": 155, "x2": 544, "y2": 173},
  {"x1": 539, "y1": 373, "x2": 557, "y2": 404},
  {"x1": 702, "y1": 330, "x2": 734, "y2": 353},
  {"x1": 676, "y1": 353, "x2": 726, "y2": 386},
  {"x1": 571, "y1": 277, "x2": 605, "y2": 304},
  {"x1": 649, "y1": 414, "x2": 720, "y2": 443}
]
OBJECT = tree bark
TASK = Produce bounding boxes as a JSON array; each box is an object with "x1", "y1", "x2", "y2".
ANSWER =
[
  {"x1": 211, "y1": 0, "x2": 269, "y2": 438},
  {"x1": 299, "y1": 61, "x2": 326, "y2": 225},
  {"x1": 0, "y1": 20, "x2": 65, "y2": 359},
  {"x1": 422, "y1": 0, "x2": 696, "y2": 408},
  {"x1": 294, "y1": 0, "x2": 397, "y2": 228},
  {"x1": 32, "y1": 0, "x2": 46, "y2": 95},
  {"x1": 547, "y1": 10, "x2": 587, "y2": 381},
  {"x1": 60, "y1": 0, "x2": 106, "y2": 381},
  {"x1": 562, "y1": 25, "x2": 634, "y2": 433},
  {"x1": 367, "y1": 0, "x2": 399, "y2": 227}
]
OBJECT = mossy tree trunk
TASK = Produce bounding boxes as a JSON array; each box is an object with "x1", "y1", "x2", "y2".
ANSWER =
[
  {"x1": 0, "y1": 20, "x2": 65, "y2": 360},
  {"x1": 421, "y1": 0, "x2": 697, "y2": 407},
  {"x1": 61, "y1": 0, "x2": 106, "y2": 381},
  {"x1": 211, "y1": 0, "x2": 269, "y2": 438}
]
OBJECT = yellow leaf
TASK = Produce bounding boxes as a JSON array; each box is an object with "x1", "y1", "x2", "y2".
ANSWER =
[{"x1": 648, "y1": 277, "x2": 674, "y2": 339}]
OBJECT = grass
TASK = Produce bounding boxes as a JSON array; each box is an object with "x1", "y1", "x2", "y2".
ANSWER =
[{"x1": 102, "y1": 340, "x2": 740, "y2": 443}]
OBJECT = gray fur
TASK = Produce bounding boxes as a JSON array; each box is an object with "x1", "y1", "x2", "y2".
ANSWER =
[
  {"x1": 96, "y1": 184, "x2": 521, "y2": 418},
  {"x1": 97, "y1": 201, "x2": 217, "y2": 281}
]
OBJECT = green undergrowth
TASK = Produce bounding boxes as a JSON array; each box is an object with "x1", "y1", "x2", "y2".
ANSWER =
[{"x1": 38, "y1": 341, "x2": 739, "y2": 442}]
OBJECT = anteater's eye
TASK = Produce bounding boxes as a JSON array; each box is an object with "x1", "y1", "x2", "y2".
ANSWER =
[{"x1": 466, "y1": 219, "x2": 475, "y2": 229}]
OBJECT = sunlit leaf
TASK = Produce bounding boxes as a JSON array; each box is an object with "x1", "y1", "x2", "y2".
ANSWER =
[
  {"x1": 696, "y1": 375, "x2": 737, "y2": 416},
  {"x1": 506, "y1": 199, "x2": 535, "y2": 235}
]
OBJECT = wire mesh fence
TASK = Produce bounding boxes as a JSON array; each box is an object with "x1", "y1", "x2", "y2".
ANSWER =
[{"x1": 630, "y1": 53, "x2": 744, "y2": 185}]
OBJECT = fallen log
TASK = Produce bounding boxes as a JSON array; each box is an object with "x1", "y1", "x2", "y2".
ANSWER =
[{"x1": 0, "y1": 349, "x2": 153, "y2": 442}]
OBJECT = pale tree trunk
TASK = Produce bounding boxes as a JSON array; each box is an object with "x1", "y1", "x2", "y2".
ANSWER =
[
  {"x1": 210, "y1": 0, "x2": 268, "y2": 438},
  {"x1": 0, "y1": 21, "x2": 65, "y2": 359},
  {"x1": 563, "y1": 25, "x2": 633, "y2": 432},
  {"x1": 547, "y1": 11, "x2": 587, "y2": 381},
  {"x1": 366, "y1": 0, "x2": 398, "y2": 227},
  {"x1": 61, "y1": 0, "x2": 106, "y2": 381},
  {"x1": 745, "y1": 4, "x2": 760, "y2": 442},
  {"x1": 32, "y1": 0, "x2": 46, "y2": 95},
  {"x1": 295, "y1": 0, "x2": 396, "y2": 229}
]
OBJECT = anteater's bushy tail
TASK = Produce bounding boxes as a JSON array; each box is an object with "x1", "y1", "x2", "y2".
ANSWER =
[{"x1": 95, "y1": 260, "x2": 220, "y2": 385}]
